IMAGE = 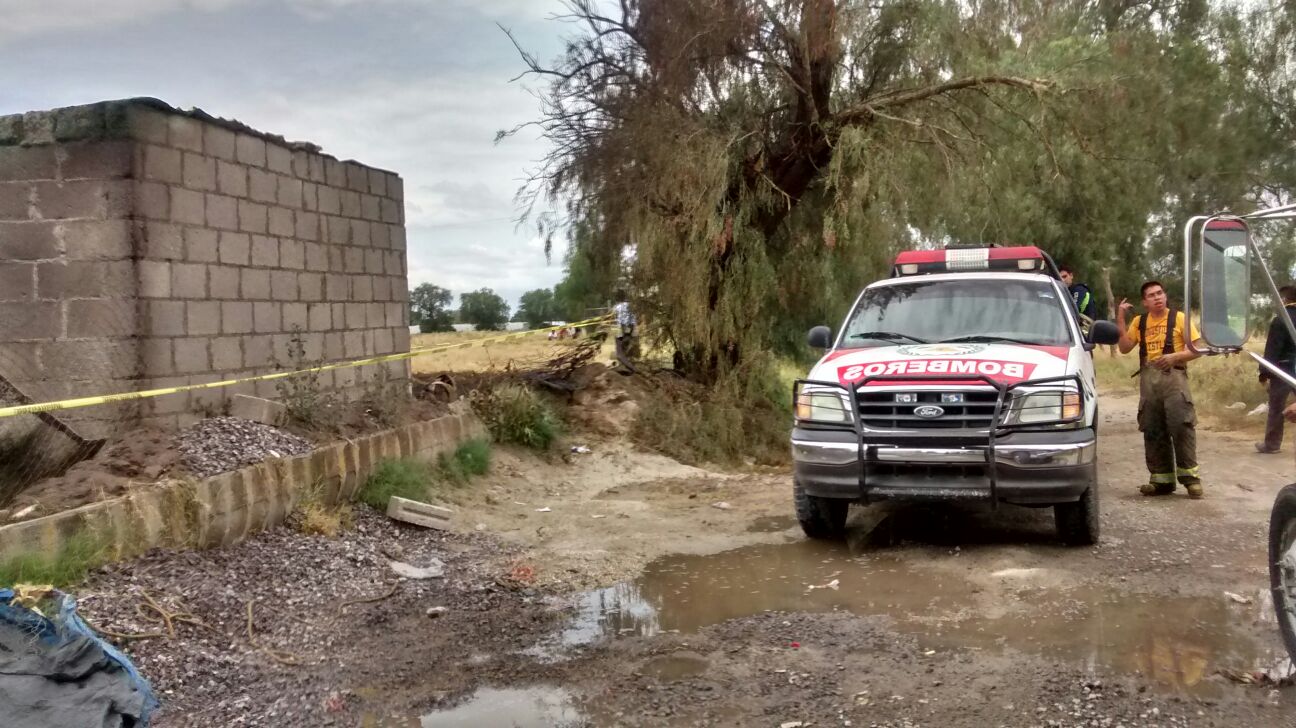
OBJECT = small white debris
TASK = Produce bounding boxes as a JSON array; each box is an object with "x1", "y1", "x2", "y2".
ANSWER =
[
  {"x1": 535, "y1": 507, "x2": 552, "y2": 513},
  {"x1": 808, "y1": 579, "x2": 840, "y2": 591},
  {"x1": 1224, "y1": 591, "x2": 1254, "y2": 605},
  {"x1": 710, "y1": 501, "x2": 733, "y2": 510}
]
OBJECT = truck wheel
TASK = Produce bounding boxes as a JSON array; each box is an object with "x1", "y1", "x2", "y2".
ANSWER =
[
  {"x1": 794, "y1": 479, "x2": 848, "y2": 540},
  {"x1": 1268, "y1": 484, "x2": 1296, "y2": 661},
  {"x1": 1055, "y1": 466, "x2": 1099, "y2": 546}
]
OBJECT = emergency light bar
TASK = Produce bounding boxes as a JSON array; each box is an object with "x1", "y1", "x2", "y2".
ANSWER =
[{"x1": 892, "y1": 246, "x2": 1051, "y2": 277}]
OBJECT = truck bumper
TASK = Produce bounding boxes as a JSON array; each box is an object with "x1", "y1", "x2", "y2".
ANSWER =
[{"x1": 791, "y1": 427, "x2": 1097, "y2": 506}]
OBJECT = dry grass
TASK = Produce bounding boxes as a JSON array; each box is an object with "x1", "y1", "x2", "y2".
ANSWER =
[{"x1": 410, "y1": 331, "x2": 615, "y2": 374}]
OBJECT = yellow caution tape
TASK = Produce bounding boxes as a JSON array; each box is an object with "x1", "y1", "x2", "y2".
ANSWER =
[{"x1": 0, "y1": 314, "x2": 613, "y2": 420}]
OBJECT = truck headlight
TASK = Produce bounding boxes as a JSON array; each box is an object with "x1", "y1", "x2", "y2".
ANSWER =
[
  {"x1": 1007, "y1": 390, "x2": 1082, "y2": 425},
  {"x1": 795, "y1": 390, "x2": 852, "y2": 424}
]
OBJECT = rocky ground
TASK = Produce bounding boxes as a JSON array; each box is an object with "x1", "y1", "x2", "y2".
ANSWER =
[{"x1": 67, "y1": 386, "x2": 1296, "y2": 726}]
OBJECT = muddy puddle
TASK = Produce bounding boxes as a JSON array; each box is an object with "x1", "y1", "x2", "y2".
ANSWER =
[
  {"x1": 384, "y1": 687, "x2": 584, "y2": 727},
  {"x1": 542, "y1": 540, "x2": 1280, "y2": 694}
]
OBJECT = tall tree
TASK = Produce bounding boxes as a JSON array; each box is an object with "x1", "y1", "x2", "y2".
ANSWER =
[
  {"x1": 409, "y1": 283, "x2": 454, "y2": 333},
  {"x1": 517, "y1": 288, "x2": 559, "y2": 328},
  {"x1": 507, "y1": 0, "x2": 1054, "y2": 378},
  {"x1": 460, "y1": 288, "x2": 511, "y2": 331}
]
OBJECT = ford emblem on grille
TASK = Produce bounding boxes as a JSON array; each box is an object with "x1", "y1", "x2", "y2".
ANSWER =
[{"x1": 913, "y1": 405, "x2": 945, "y2": 418}]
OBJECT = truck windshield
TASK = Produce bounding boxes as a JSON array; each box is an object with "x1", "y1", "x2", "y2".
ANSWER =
[{"x1": 841, "y1": 278, "x2": 1073, "y2": 347}]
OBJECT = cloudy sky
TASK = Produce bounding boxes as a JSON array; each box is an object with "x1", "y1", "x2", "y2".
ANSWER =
[{"x1": 0, "y1": 0, "x2": 571, "y2": 311}]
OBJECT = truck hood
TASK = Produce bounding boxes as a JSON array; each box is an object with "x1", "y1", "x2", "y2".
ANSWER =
[{"x1": 810, "y1": 342, "x2": 1071, "y2": 387}]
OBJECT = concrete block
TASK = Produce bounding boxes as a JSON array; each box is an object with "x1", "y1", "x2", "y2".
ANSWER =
[
  {"x1": 307, "y1": 301, "x2": 330, "y2": 330},
  {"x1": 222, "y1": 301, "x2": 253, "y2": 334},
  {"x1": 276, "y1": 175, "x2": 303, "y2": 209},
  {"x1": 143, "y1": 144, "x2": 182, "y2": 184},
  {"x1": 367, "y1": 168, "x2": 387, "y2": 197},
  {"x1": 295, "y1": 211, "x2": 319, "y2": 241},
  {"x1": 351, "y1": 275, "x2": 373, "y2": 301},
  {"x1": 324, "y1": 215, "x2": 349, "y2": 245},
  {"x1": 386, "y1": 173, "x2": 403, "y2": 200},
  {"x1": 235, "y1": 134, "x2": 266, "y2": 167},
  {"x1": 0, "y1": 145, "x2": 56, "y2": 181},
  {"x1": 183, "y1": 152, "x2": 216, "y2": 191},
  {"x1": 146, "y1": 300, "x2": 186, "y2": 336},
  {"x1": 52, "y1": 105, "x2": 106, "y2": 141},
  {"x1": 211, "y1": 336, "x2": 242, "y2": 370},
  {"x1": 171, "y1": 262, "x2": 207, "y2": 298},
  {"x1": 242, "y1": 335, "x2": 273, "y2": 368},
  {"x1": 386, "y1": 302, "x2": 406, "y2": 328},
  {"x1": 253, "y1": 301, "x2": 280, "y2": 333},
  {"x1": 248, "y1": 168, "x2": 276, "y2": 204},
  {"x1": 0, "y1": 181, "x2": 32, "y2": 220},
  {"x1": 344, "y1": 302, "x2": 366, "y2": 329},
  {"x1": 241, "y1": 268, "x2": 270, "y2": 299},
  {"x1": 271, "y1": 270, "x2": 298, "y2": 301},
  {"x1": 282, "y1": 302, "x2": 308, "y2": 331},
  {"x1": 0, "y1": 299, "x2": 57, "y2": 339},
  {"x1": 268, "y1": 206, "x2": 294, "y2": 237},
  {"x1": 168, "y1": 115, "x2": 203, "y2": 152},
  {"x1": 21, "y1": 111, "x2": 54, "y2": 145},
  {"x1": 279, "y1": 238, "x2": 304, "y2": 270},
  {"x1": 266, "y1": 144, "x2": 292, "y2": 175},
  {"x1": 291, "y1": 150, "x2": 312, "y2": 179},
  {"x1": 66, "y1": 299, "x2": 135, "y2": 338},
  {"x1": 361, "y1": 194, "x2": 380, "y2": 221},
  {"x1": 297, "y1": 272, "x2": 322, "y2": 302},
  {"x1": 324, "y1": 158, "x2": 346, "y2": 188},
  {"x1": 216, "y1": 160, "x2": 247, "y2": 197},
  {"x1": 141, "y1": 221, "x2": 182, "y2": 260},
  {"x1": 0, "y1": 114, "x2": 20, "y2": 144},
  {"x1": 205, "y1": 125, "x2": 237, "y2": 161},
  {"x1": 366, "y1": 302, "x2": 385, "y2": 329},
  {"x1": 365, "y1": 248, "x2": 384, "y2": 275},
  {"x1": 237, "y1": 200, "x2": 267, "y2": 233},
  {"x1": 42, "y1": 339, "x2": 138, "y2": 379},
  {"x1": 126, "y1": 105, "x2": 168, "y2": 144},
  {"x1": 308, "y1": 155, "x2": 326, "y2": 183},
  {"x1": 301, "y1": 182, "x2": 318, "y2": 212},
  {"x1": 251, "y1": 235, "x2": 279, "y2": 267},
  {"x1": 205, "y1": 193, "x2": 238, "y2": 230},
  {"x1": 135, "y1": 181, "x2": 169, "y2": 220},
  {"x1": 385, "y1": 496, "x2": 452, "y2": 530},
  {"x1": 0, "y1": 262, "x2": 35, "y2": 301},
  {"x1": 170, "y1": 186, "x2": 205, "y2": 225},
  {"x1": 371, "y1": 276, "x2": 390, "y2": 302},
  {"x1": 349, "y1": 218, "x2": 371, "y2": 247},
  {"x1": 36, "y1": 180, "x2": 131, "y2": 220},
  {"x1": 330, "y1": 303, "x2": 346, "y2": 328},
  {"x1": 374, "y1": 327, "x2": 393, "y2": 354},
  {"x1": 317, "y1": 185, "x2": 340, "y2": 215},
  {"x1": 140, "y1": 338, "x2": 173, "y2": 376},
  {"x1": 344, "y1": 246, "x2": 364, "y2": 273},
  {"x1": 394, "y1": 325, "x2": 410, "y2": 352},
  {"x1": 185, "y1": 227, "x2": 219, "y2": 263},
  {"x1": 187, "y1": 300, "x2": 221, "y2": 335},
  {"x1": 370, "y1": 221, "x2": 390, "y2": 249},
  {"x1": 304, "y1": 242, "x2": 328, "y2": 271},
  {"x1": 174, "y1": 338, "x2": 209, "y2": 373},
  {"x1": 324, "y1": 332, "x2": 344, "y2": 360},
  {"x1": 229, "y1": 393, "x2": 285, "y2": 427},
  {"x1": 344, "y1": 163, "x2": 367, "y2": 192},
  {"x1": 61, "y1": 140, "x2": 133, "y2": 180},
  {"x1": 0, "y1": 221, "x2": 59, "y2": 260},
  {"x1": 385, "y1": 251, "x2": 404, "y2": 276},
  {"x1": 39, "y1": 259, "x2": 135, "y2": 299},
  {"x1": 63, "y1": 219, "x2": 132, "y2": 261},
  {"x1": 340, "y1": 190, "x2": 361, "y2": 218},
  {"x1": 209, "y1": 264, "x2": 240, "y2": 299},
  {"x1": 380, "y1": 198, "x2": 402, "y2": 224},
  {"x1": 218, "y1": 231, "x2": 251, "y2": 265},
  {"x1": 343, "y1": 330, "x2": 364, "y2": 358}
]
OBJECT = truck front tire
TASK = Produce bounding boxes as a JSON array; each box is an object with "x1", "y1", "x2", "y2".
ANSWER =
[
  {"x1": 1054, "y1": 464, "x2": 1099, "y2": 546},
  {"x1": 794, "y1": 479, "x2": 849, "y2": 540}
]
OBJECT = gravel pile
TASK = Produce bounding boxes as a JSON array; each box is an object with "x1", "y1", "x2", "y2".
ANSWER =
[{"x1": 176, "y1": 417, "x2": 315, "y2": 478}]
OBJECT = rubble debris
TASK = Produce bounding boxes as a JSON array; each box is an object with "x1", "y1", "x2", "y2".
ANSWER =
[
  {"x1": 387, "y1": 496, "x2": 453, "y2": 530},
  {"x1": 177, "y1": 417, "x2": 313, "y2": 478},
  {"x1": 390, "y1": 558, "x2": 446, "y2": 580}
]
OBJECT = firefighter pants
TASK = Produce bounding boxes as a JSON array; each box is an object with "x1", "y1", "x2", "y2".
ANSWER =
[
  {"x1": 1137, "y1": 367, "x2": 1200, "y2": 486},
  {"x1": 1264, "y1": 380, "x2": 1293, "y2": 451}
]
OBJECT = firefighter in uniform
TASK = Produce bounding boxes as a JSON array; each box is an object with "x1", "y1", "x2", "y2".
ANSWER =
[{"x1": 1116, "y1": 281, "x2": 1205, "y2": 498}]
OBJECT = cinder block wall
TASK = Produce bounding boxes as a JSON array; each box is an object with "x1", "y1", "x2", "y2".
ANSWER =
[{"x1": 0, "y1": 99, "x2": 410, "y2": 435}]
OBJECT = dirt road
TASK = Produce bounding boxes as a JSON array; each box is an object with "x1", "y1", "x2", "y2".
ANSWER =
[{"x1": 85, "y1": 388, "x2": 1296, "y2": 726}]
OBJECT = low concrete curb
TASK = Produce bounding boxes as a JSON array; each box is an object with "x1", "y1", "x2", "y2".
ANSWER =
[{"x1": 0, "y1": 411, "x2": 486, "y2": 563}]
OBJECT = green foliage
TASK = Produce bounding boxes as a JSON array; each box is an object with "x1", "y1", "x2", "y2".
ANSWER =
[
  {"x1": 0, "y1": 532, "x2": 110, "y2": 588},
  {"x1": 517, "y1": 287, "x2": 560, "y2": 328},
  {"x1": 437, "y1": 438, "x2": 493, "y2": 486},
  {"x1": 411, "y1": 283, "x2": 455, "y2": 333},
  {"x1": 459, "y1": 288, "x2": 510, "y2": 331},
  {"x1": 275, "y1": 326, "x2": 340, "y2": 432},
  {"x1": 358, "y1": 459, "x2": 433, "y2": 510},
  {"x1": 471, "y1": 384, "x2": 561, "y2": 450},
  {"x1": 360, "y1": 364, "x2": 410, "y2": 429}
]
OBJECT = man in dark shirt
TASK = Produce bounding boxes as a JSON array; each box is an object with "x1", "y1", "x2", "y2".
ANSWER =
[
  {"x1": 1257, "y1": 285, "x2": 1296, "y2": 453},
  {"x1": 1059, "y1": 264, "x2": 1097, "y2": 320}
]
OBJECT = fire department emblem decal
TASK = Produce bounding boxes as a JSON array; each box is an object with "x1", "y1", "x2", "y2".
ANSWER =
[{"x1": 896, "y1": 343, "x2": 985, "y2": 357}]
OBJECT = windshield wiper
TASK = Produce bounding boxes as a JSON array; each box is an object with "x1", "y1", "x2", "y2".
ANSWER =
[
  {"x1": 938, "y1": 334, "x2": 1046, "y2": 346},
  {"x1": 850, "y1": 331, "x2": 929, "y2": 344}
]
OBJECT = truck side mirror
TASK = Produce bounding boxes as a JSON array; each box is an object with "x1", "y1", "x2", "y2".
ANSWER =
[
  {"x1": 1088, "y1": 320, "x2": 1120, "y2": 346},
  {"x1": 807, "y1": 326, "x2": 833, "y2": 349},
  {"x1": 1195, "y1": 218, "x2": 1251, "y2": 349}
]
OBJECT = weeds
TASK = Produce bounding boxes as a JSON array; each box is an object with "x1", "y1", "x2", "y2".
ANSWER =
[
  {"x1": 0, "y1": 531, "x2": 111, "y2": 588},
  {"x1": 361, "y1": 365, "x2": 410, "y2": 429},
  {"x1": 275, "y1": 326, "x2": 341, "y2": 432},
  {"x1": 1093, "y1": 348, "x2": 1267, "y2": 430},
  {"x1": 634, "y1": 355, "x2": 791, "y2": 466},
  {"x1": 358, "y1": 440, "x2": 493, "y2": 509},
  {"x1": 290, "y1": 480, "x2": 354, "y2": 537},
  {"x1": 470, "y1": 384, "x2": 561, "y2": 450},
  {"x1": 437, "y1": 438, "x2": 492, "y2": 486}
]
